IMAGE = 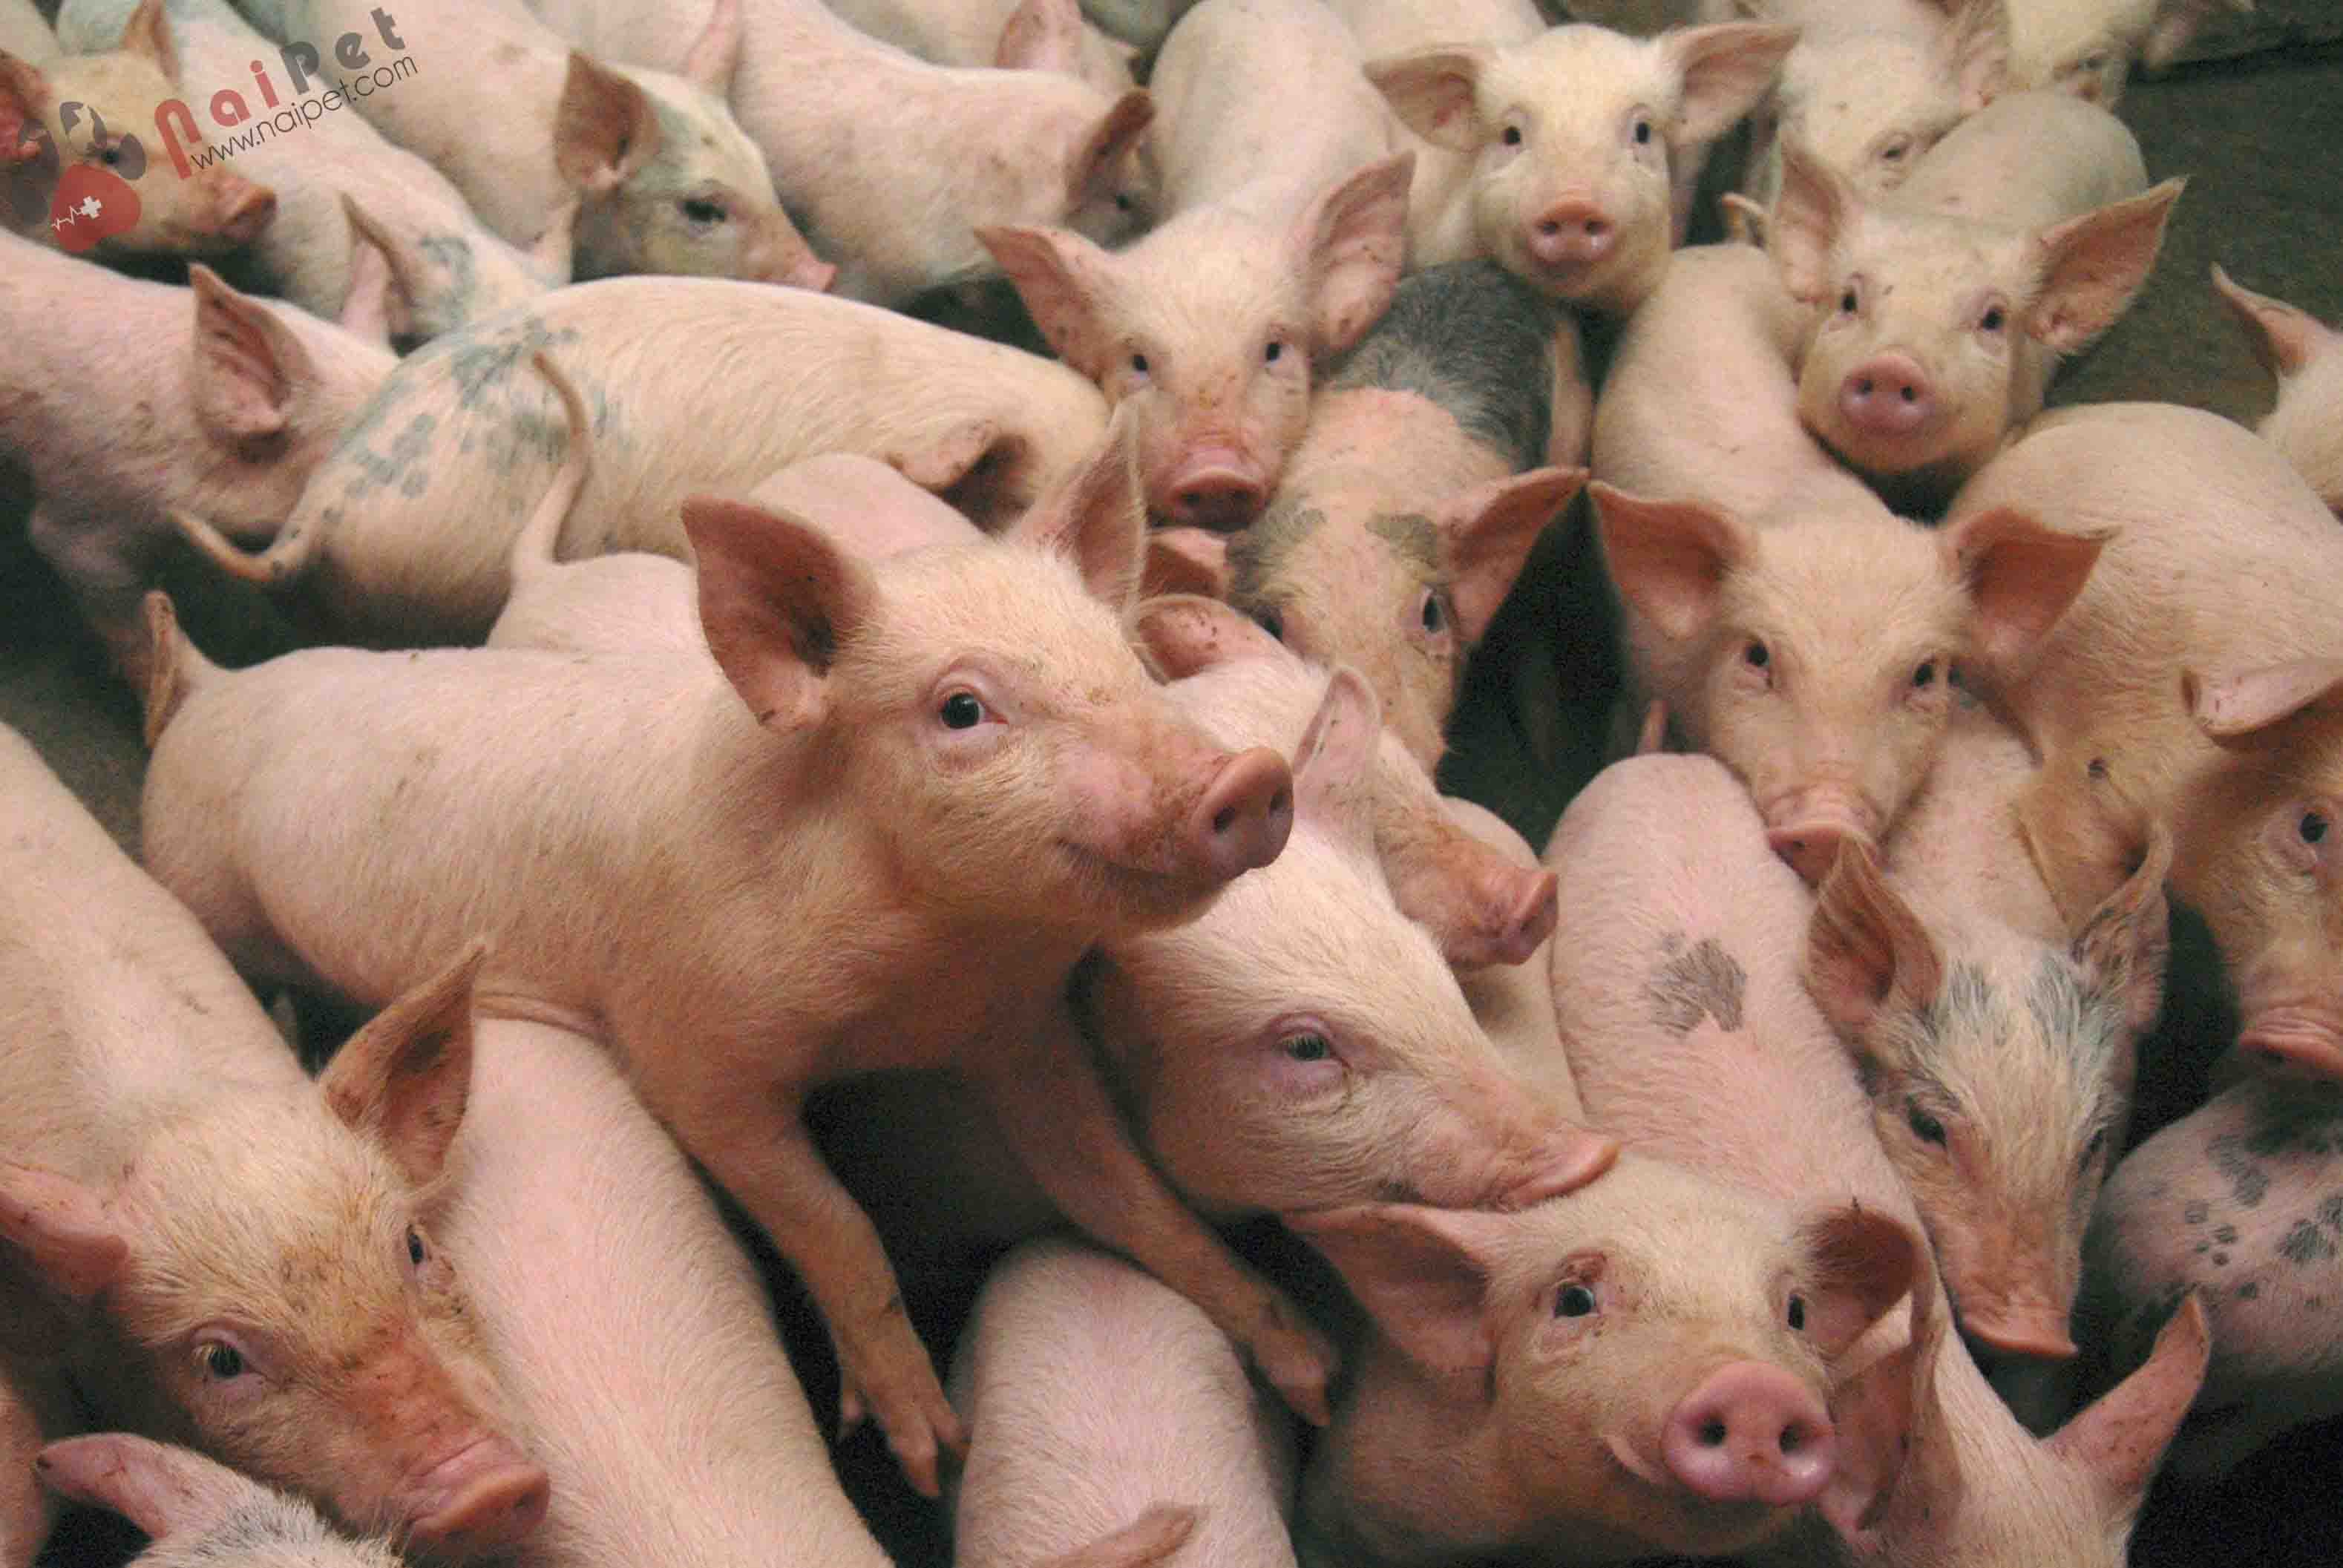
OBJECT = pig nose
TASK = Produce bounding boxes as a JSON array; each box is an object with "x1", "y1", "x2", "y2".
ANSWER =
[
  {"x1": 1163, "y1": 450, "x2": 1268, "y2": 531},
  {"x1": 1764, "y1": 792, "x2": 1880, "y2": 886},
  {"x1": 406, "y1": 1440, "x2": 551, "y2": 1559},
  {"x1": 1527, "y1": 201, "x2": 1613, "y2": 270},
  {"x1": 1491, "y1": 868, "x2": 1559, "y2": 966},
  {"x1": 217, "y1": 180, "x2": 278, "y2": 244},
  {"x1": 1838, "y1": 354, "x2": 1935, "y2": 439},
  {"x1": 1500, "y1": 1122, "x2": 1619, "y2": 1206},
  {"x1": 1766, "y1": 822, "x2": 1851, "y2": 887},
  {"x1": 1662, "y1": 1362, "x2": 1837, "y2": 1507},
  {"x1": 1186, "y1": 747, "x2": 1293, "y2": 882}
]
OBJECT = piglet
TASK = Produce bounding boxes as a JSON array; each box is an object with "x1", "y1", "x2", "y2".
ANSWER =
[
  {"x1": 1591, "y1": 472, "x2": 2102, "y2": 883},
  {"x1": 1361, "y1": 13, "x2": 1795, "y2": 312},
  {"x1": 1, "y1": 237, "x2": 393, "y2": 666},
  {"x1": 1754, "y1": 94, "x2": 2182, "y2": 512},
  {"x1": 2212, "y1": 264, "x2": 2343, "y2": 517},
  {"x1": 140, "y1": 429, "x2": 1321, "y2": 1498},
  {"x1": 826, "y1": 0, "x2": 1138, "y2": 94},
  {"x1": 1806, "y1": 702, "x2": 2169, "y2": 1369},
  {"x1": 0, "y1": 724, "x2": 545, "y2": 1563},
  {"x1": 2080, "y1": 1074, "x2": 2343, "y2": 1481},
  {"x1": 33, "y1": 1435, "x2": 402, "y2": 1568},
  {"x1": 2001, "y1": 0, "x2": 2249, "y2": 105}
]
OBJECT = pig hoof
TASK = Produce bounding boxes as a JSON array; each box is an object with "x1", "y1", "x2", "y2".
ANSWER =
[
  {"x1": 1252, "y1": 1312, "x2": 1338, "y2": 1427},
  {"x1": 851, "y1": 1368, "x2": 969, "y2": 1499}
]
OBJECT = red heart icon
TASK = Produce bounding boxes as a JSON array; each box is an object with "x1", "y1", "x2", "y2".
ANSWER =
[{"x1": 48, "y1": 163, "x2": 141, "y2": 255}]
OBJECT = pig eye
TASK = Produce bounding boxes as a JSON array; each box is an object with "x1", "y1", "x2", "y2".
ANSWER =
[
  {"x1": 1979, "y1": 304, "x2": 2006, "y2": 333},
  {"x1": 1907, "y1": 1100, "x2": 1947, "y2": 1146},
  {"x1": 1129, "y1": 352, "x2": 1150, "y2": 376},
  {"x1": 1282, "y1": 1031, "x2": 1331, "y2": 1063},
  {"x1": 1838, "y1": 286, "x2": 1859, "y2": 315},
  {"x1": 1252, "y1": 606, "x2": 1285, "y2": 641},
  {"x1": 939, "y1": 691, "x2": 987, "y2": 729},
  {"x1": 1911, "y1": 660, "x2": 1937, "y2": 689},
  {"x1": 1418, "y1": 590, "x2": 1444, "y2": 635},
  {"x1": 2301, "y1": 810, "x2": 2329, "y2": 845},
  {"x1": 1743, "y1": 640, "x2": 1770, "y2": 669},
  {"x1": 1264, "y1": 340, "x2": 1285, "y2": 364},
  {"x1": 1878, "y1": 136, "x2": 1910, "y2": 164},
  {"x1": 1786, "y1": 1293, "x2": 1808, "y2": 1331},
  {"x1": 1114, "y1": 191, "x2": 1135, "y2": 212},
  {"x1": 680, "y1": 197, "x2": 728, "y2": 227},
  {"x1": 406, "y1": 1227, "x2": 427, "y2": 1267},
  {"x1": 1501, "y1": 125, "x2": 1523, "y2": 147},
  {"x1": 2081, "y1": 1129, "x2": 2108, "y2": 1170},
  {"x1": 1555, "y1": 1283, "x2": 1598, "y2": 1318},
  {"x1": 196, "y1": 1341, "x2": 246, "y2": 1380},
  {"x1": 1631, "y1": 117, "x2": 1652, "y2": 146}
]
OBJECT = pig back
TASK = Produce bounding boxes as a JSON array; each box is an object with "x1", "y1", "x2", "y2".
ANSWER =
[{"x1": 1894, "y1": 90, "x2": 2147, "y2": 234}]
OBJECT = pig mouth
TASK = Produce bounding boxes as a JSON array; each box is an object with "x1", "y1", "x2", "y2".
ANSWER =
[{"x1": 1051, "y1": 838, "x2": 1222, "y2": 922}]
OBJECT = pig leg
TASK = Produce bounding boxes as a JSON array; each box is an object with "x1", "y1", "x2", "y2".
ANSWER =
[
  {"x1": 656, "y1": 1086, "x2": 966, "y2": 1500},
  {"x1": 24, "y1": 502, "x2": 151, "y2": 675},
  {"x1": 971, "y1": 1010, "x2": 1339, "y2": 1428}
]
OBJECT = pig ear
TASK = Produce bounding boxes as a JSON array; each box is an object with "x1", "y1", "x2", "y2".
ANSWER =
[
  {"x1": 1938, "y1": 0, "x2": 2010, "y2": 112},
  {"x1": 1131, "y1": 594, "x2": 1281, "y2": 680},
  {"x1": 1817, "y1": 1328, "x2": 1933, "y2": 1548},
  {"x1": 0, "y1": 53, "x2": 49, "y2": 164},
  {"x1": 995, "y1": 0, "x2": 1085, "y2": 74},
  {"x1": 189, "y1": 265, "x2": 314, "y2": 447},
  {"x1": 2210, "y1": 265, "x2": 2331, "y2": 381},
  {"x1": 679, "y1": 0, "x2": 745, "y2": 95},
  {"x1": 1941, "y1": 506, "x2": 2103, "y2": 681},
  {"x1": 2044, "y1": 1293, "x2": 2209, "y2": 1517},
  {"x1": 2072, "y1": 822, "x2": 2172, "y2": 1034},
  {"x1": 1766, "y1": 142, "x2": 1855, "y2": 306},
  {"x1": 1284, "y1": 1202, "x2": 1509, "y2": 1378},
  {"x1": 336, "y1": 209, "x2": 399, "y2": 349},
  {"x1": 1662, "y1": 23, "x2": 1800, "y2": 147},
  {"x1": 1590, "y1": 482, "x2": 1750, "y2": 641},
  {"x1": 554, "y1": 53, "x2": 662, "y2": 197},
  {"x1": 1806, "y1": 837, "x2": 1942, "y2": 1036},
  {"x1": 1437, "y1": 466, "x2": 1585, "y2": 647},
  {"x1": 1064, "y1": 88, "x2": 1154, "y2": 209},
  {"x1": 1296, "y1": 152, "x2": 1413, "y2": 358},
  {"x1": 1796, "y1": 1206, "x2": 1921, "y2": 1359},
  {"x1": 1366, "y1": 49, "x2": 1489, "y2": 154},
  {"x1": 886, "y1": 417, "x2": 1032, "y2": 525},
  {"x1": 1292, "y1": 666, "x2": 1381, "y2": 838},
  {"x1": 1141, "y1": 528, "x2": 1233, "y2": 602},
  {"x1": 35, "y1": 1436, "x2": 271, "y2": 1545},
  {"x1": 320, "y1": 943, "x2": 485, "y2": 1192},
  {"x1": 0, "y1": 1162, "x2": 127, "y2": 1305},
  {"x1": 686, "y1": 494, "x2": 878, "y2": 731},
  {"x1": 2185, "y1": 658, "x2": 2343, "y2": 742},
  {"x1": 1009, "y1": 405, "x2": 1145, "y2": 608},
  {"x1": 977, "y1": 223, "x2": 1122, "y2": 381},
  {"x1": 118, "y1": 0, "x2": 183, "y2": 84},
  {"x1": 2028, "y1": 179, "x2": 2185, "y2": 355}
]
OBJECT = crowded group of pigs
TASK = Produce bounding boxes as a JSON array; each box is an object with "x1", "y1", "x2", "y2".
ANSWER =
[{"x1": 5, "y1": 0, "x2": 2342, "y2": 1560}]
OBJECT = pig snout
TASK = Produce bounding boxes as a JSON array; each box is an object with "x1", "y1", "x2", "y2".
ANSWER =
[
  {"x1": 1184, "y1": 747, "x2": 1294, "y2": 882},
  {"x1": 1525, "y1": 199, "x2": 1615, "y2": 277},
  {"x1": 752, "y1": 217, "x2": 839, "y2": 292},
  {"x1": 1660, "y1": 1363, "x2": 1836, "y2": 1508},
  {"x1": 1498, "y1": 1121, "x2": 1622, "y2": 1207},
  {"x1": 404, "y1": 1437, "x2": 551, "y2": 1559},
  {"x1": 1160, "y1": 447, "x2": 1270, "y2": 531},
  {"x1": 1763, "y1": 791, "x2": 1881, "y2": 887},
  {"x1": 1487, "y1": 866, "x2": 1559, "y2": 968},
  {"x1": 206, "y1": 174, "x2": 278, "y2": 246},
  {"x1": 1836, "y1": 354, "x2": 1936, "y2": 442}
]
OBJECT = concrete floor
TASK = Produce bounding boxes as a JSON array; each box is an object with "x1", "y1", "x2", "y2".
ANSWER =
[{"x1": 8, "y1": 36, "x2": 2343, "y2": 1568}]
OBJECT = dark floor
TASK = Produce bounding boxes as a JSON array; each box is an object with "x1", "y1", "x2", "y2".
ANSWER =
[{"x1": 8, "y1": 36, "x2": 2343, "y2": 1568}]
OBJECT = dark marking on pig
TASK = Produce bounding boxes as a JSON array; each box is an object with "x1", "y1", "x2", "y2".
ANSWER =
[
  {"x1": 2237, "y1": 1281, "x2": 2260, "y2": 1299},
  {"x1": 2319, "y1": 1193, "x2": 2343, "y2": 1232},
  {"x1": 1225, "y1": 502, "x2": 1325, "y2": 627},
  {"x1": 2238, "y1": 1079, "x2": 2343, "y2": 1157},
  {"x1": 2278, "y1": 1219, "x2": 2337, "y2": 1266},
  {"x1": 2185, "y1": 1201, "x2": 2210, "y2": 1224},
  {"x1": 1323, "y1": 260, "x2": 1560, "y2": 470},
  {"x1": 1644, "y1": 934, "x2": 1747, "y2": 1037},
  {"x1": 2212, "y1": 1251, "x2": 2229, "y2": 1266},
  {"x1": 338, "y1": 411, "x2": 440, "y2": 504},
  {"x1": 411, "y1": 234, "x2": 479, "y2": 344},
  {"x1": 2024, "y1": 953, "x2": 2120, "y2": 1072},
  {"x1": 1364, "y1": 511, "x2": 1441, "y2": 574},
  {"x1": 2207, "y1": 1134, "x2": 2270, "y2": 1208},
  {"x1": 2214, "y1": 1224, "x2": 2239, "y2": 1244}
]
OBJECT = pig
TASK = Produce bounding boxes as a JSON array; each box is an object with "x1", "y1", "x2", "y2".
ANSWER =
[
  {"x1": 949, "y1": 1240, "x2": 1277, "y2": 1568},
  {"x1": 1546, "y1": 751, "x2": 2211, "y2": 1568},
  {"x1": 2079, "y1": 1074, "x2": 2343, "y2": 1481},
  {"x1": 436, "y1": 1015, "x2": 902, "y2": 1568},
  {"x1": 1807, "y1": 701, "x2": 2172, "y2": 1365},
  {"x1": 138, "y1": 443, "x2": 1325, "y2": 1498},
  {"x1": 53, "y1": 0, "x2": 563, "y2": 344},
  {"x1": 2001, "y1": 0, "x2": 2250, "y2": 105},
  {"x1": 1590, "y1": 472, "x2": 2104, "y2": 883},
  {"x1": 523, "y1": 0, "x2": 1158, "y2": 306},
  {"x1": 1, "y1": 0, "x2": 275, "y2": 256},
  {"x1": 825, "y1": 0, "x2": 1138, "y2": 94},
  {"x1": 1355, "y1": 13, "x2": 1797, "y2": 312},
  {"x1": 33, "y1": 1435, "x2": 403, "y2": 1568},
  {"x1": 0, "y1": 0, "x2": 50, "y2": 61},
  {"x1": 1133, "y1": 593, "x2": 1562, "y2": 970},
  {"x1": 1946, "y1": 400, "x2": 2343, "y2": 1083},
  {"x1": 0, "y1": 234, "x2": 393, "y2": 665},
  {"x1": 1754, "y1": 94, "x2": 2182, "y2": 513},
  {"x1": 1735, "y1": 0, "x2": 2008, "y2": 216},
  {"x1": 235, "y1": 0, "x2": 826, "y2": 289},
  {"x1": 172, "y1": 275, "x2": 1111, "y2": 643},
  {"x1": 982, "y1": 0, "x2": 1406, "y2": 529},
  {"x1": 2212, "y1": 264, "x2": 2343, "y2": 517},
  {"x1": 1156, "y1": 259, "x2": 1591, "y2": 770},
  {"x1": 0, "y1": 723, "x2": 547, "y2": 1562},
  {"x1": 1291, "y1": 1154, "x2": 1918, "y2": 1567}
]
